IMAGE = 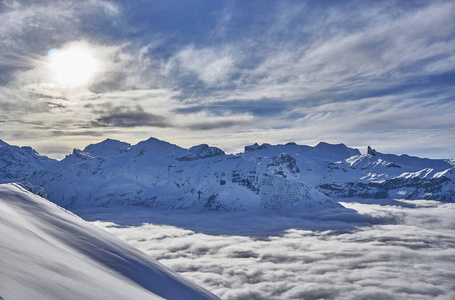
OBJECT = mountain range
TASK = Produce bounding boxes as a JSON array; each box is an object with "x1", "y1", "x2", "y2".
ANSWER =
[{"x1": 1, "y1": 137, "x2": 454, "y2": 210}]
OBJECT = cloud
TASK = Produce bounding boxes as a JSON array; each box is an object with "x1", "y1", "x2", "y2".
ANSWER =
[
  {"x1": 204, "y1": 1, "x2": 455, "y2": 103},
  {"x1": 175, "y1": 99, "x2": 292, "y2": 117},
  {"x1": 79, "y1": 200, "x2": 455, "y2": 300},
  {"x1": 90, "y1": 105, "x2": 170, "y2": 128},
  {"x1": 1, "y1": 0, "x2": 454, "y2": 159},
  {"x1": 181, "y1": 110, "x2": 255, "y2": 131},
  {"x1": 171, "y1": 46, "x2": 237, "y2": 86},
  {"x1": 0, "y1": 1, "x2": 121, "y2": 71}
]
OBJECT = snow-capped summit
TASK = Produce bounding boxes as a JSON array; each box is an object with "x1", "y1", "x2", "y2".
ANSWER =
[
  {"x1": 71, "y1": 149, "x2": 93, "y2": 160},
  {"x1": 310, "y1": 142, "x2": 361, "y2": 161},
  {"x1": 320, "y1": 147, "x2": 455, "y2": 200},
  {"x1": 0, "y1": 139, "x2": 56, "y2": 182},
  {"x1": 83, "y1": 138, "x2": 131, "y2": 158},
  {"x1": 129, "y1": 137, "x2": 186, "y2": 159},
  {"x1": 244, "y1": 143, "x2": 271, "y2": 152},
  {"x1": 177, "y1": 144, "x2": 225, "y2": 161}
]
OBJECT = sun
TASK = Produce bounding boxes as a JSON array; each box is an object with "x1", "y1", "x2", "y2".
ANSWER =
[{"x1": 48, "y1": 45, "x2": 99, "y2": 87}]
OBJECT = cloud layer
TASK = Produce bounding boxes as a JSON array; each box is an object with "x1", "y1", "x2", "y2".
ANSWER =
[{"x1": 80, "y1": 200, "x2": 455, "y2": 300}]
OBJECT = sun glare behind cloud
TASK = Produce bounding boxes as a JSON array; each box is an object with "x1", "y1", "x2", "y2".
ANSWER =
[{"x1": 48, "y1": 45, "x2": 99, "y2": 87}]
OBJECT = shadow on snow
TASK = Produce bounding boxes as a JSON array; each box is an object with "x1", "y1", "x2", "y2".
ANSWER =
[{"x1": 74, "y1": 201, "x2": 400, "y2": 237}]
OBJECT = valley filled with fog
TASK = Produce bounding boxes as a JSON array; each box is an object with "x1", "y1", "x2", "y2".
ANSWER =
[{"x1": 77, "y1": 199, "x2": 455, "y2": 300}]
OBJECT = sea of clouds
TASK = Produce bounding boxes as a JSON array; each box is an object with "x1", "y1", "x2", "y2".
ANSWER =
[{"x1": 77, "y1": 199, "x2": 455, "y2": 300}]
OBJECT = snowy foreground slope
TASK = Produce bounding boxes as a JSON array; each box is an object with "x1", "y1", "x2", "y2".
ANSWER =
[
  {"x1": 0, "y1": 183, "x2": 219, "y2": 300},
  {"x1": 1, "y1": 137, "x2": 454, "y2": 210}
]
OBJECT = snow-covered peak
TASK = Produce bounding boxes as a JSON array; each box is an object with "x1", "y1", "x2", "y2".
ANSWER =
[
  {"x1": 83, "y1": 138, "x2": 131, "y2": 158},
  {"x1": 358, "y1": 148, "x2": 452, "y2": 171},
  {"x1": 244, "y1": 142, "x2": 311, "y2": 157},
  {"x1": 177, "y1": 144, "x2": 225, "y2": 161},
  {"x1": 244, "y1": 143, "x2": 271, "y2": 152},
  {"x1": 0, "y1": 138, "x2": 10, "y2": 147},
  {"x1": 20, "y1": 146, "x2": 39, "y2": 155},
  {"x1": 133, "y1": 137, "x2": 184, "y2": 155},
  {"x1": 242, "y1": 141, "x2": 359, "y2": 164},
  {"x1": 73, "y1": 148, "x2": 93, "y2": 159},
  {"x1": 0, "y1": 139, "x2": 56, "y2": 181},
  {"x1": 310, "y1": 142, "x2": 361, "y2": 161}
]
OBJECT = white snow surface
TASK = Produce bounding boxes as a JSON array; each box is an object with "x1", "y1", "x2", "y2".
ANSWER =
[{"x1": 0, "y1": 183, "x2": 219, "y2": 300}]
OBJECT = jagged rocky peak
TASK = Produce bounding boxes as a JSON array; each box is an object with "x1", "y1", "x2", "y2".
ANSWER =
[
  {"x1": 177, "y1": 144, "x2": 225, "y2": 161},
  {"x1": 367, "y1": 146, "x2": 377, "y2": 156},
  {"x1": 83, "y1": 138, "x2": 131, "y2": 158},
  {"x1": 70, "y1": 149, "x2": 93, "y2": 160},
  {"x1": 244, "y1": 143, "x2": 271, "y2": 152}
]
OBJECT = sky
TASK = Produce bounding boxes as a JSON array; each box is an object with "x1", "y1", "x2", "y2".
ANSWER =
[{"x1": 0, "y1": 0, "x2": 454, "y2": 159}]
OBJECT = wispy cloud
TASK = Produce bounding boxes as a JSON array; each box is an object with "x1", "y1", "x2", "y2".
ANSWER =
[
  {"x1": 204, "y1": 1, "x2": 455, "y2": 103},
  {"x1": 171, "y1": 46, "x2": 237, "y2": 87}
]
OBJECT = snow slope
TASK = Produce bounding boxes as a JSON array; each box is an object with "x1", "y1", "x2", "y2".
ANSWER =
[{"x1": 0, "y1": 183, "x2": 219, "y2": 300}]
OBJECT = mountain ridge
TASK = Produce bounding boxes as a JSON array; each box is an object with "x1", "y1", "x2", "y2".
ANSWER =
[{"x1": 1, "y1": 137, "x2": 453, "y2": 209}]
